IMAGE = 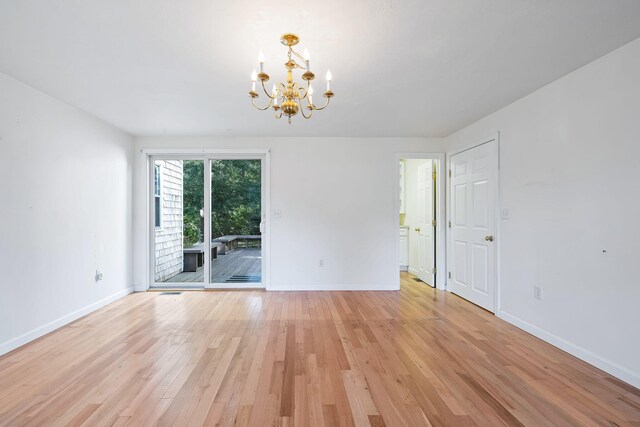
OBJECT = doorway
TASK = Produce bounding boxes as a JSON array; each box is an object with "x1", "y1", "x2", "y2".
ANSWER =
[
  {"x1": 148, "y1": 152, "x2": 269, "y2": 289},
  {"x1": 398, "y1": 154, "x2": 444, "y2": 289}
]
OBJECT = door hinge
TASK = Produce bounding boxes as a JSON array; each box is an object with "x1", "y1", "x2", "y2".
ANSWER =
[
  {"x1": 432, "y1": 267, "x2": 437, "y2": 275},
  {"x1": 432, "y1": 219, "x2": 437, "y2": 227},
  {"x1": 448, "y1": 169, "x2": 452, "y2": 178},
  {"x1": 448, "y1": 272, "x2": 452, "y2": 279},
  {"x1": 432, "y1": 171, "x2": 437, "y2": 181},
  {"x1": 448, "y1": 220, "x2": 451, "y2": 228}
]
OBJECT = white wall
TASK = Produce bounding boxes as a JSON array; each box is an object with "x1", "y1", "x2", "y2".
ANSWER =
[
  {"x1": 445, "y1": 38, "x2": 640, "y2": 387},
  {"x1": 0, "y1": 72, "x2": 134, "y2": 355},
  {"x1": 133, "y1": 137, "x2": 444, "y2": 291}
]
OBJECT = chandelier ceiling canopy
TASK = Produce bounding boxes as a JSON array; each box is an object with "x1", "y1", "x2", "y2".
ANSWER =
[{"x1": 249, "y1": 33, "x2": 334, "y2": 124}]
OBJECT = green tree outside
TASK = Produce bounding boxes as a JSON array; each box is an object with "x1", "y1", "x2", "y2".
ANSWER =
[{"x1": 182, "y1": 160, "x2": 261, "y2": 247}]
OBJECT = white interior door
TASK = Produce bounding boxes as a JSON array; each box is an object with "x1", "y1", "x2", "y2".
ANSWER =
[
  {"x1": 449, "y1": 141, "x2": 498, "y2": 312},
  {"x1": 416, "y1": 161, "x2": 435, "y2": 286}
]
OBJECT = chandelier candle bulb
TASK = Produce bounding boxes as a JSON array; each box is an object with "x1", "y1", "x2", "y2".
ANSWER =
[
  {"x1": 258, "y1": 52, "x2": 265, "y2": 73},
  {"x1": 308, "y1": 85, "x2": 314, "y2": 105},
  {"x1": 251, "y1": 69, "x2": 257, "y2": 91},
  {"x1": 326, "y1": 70, "x2": 332, "y2": 91},
  {"x1": 303, "y1": 48, "x2": 310, "y2": 70}
]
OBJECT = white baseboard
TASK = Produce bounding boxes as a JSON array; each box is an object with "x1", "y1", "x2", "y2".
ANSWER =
[
  {"x1": 408, "y1": 267, "x2": 419, "y2": 276},
  {"x1": 268, "y1": 283, "x2": 399, "y2": 291},
  {"x1": 0, "y1": 286, "x2": 134, "y2": 356},
  {"x1": 134, "y1": 283, "x2": 148, "y2": 292},
  {"x1": 497, "y1": 310, "x2": 640, "y2": 389}
]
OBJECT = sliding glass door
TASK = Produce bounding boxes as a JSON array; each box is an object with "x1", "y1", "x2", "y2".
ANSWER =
[{"x1": 149, "y1": 155, "x2": 265, "y2": 289}]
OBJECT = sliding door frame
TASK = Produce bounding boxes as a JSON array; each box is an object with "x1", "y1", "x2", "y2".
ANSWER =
[{"x1": 143, "y1": 149, "x2": 270, "y2": 290}]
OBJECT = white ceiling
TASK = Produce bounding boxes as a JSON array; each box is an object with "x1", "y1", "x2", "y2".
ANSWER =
[{"x1": 1, "y1": 0, "x2": 640, "y2": 137}]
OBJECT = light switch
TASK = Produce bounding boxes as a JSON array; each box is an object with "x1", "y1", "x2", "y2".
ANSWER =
[{"x1": 500, "y1": 208, "x2": 511, "y2": 220}]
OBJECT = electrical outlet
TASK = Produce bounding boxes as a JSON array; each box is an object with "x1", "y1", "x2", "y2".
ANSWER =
[
  {"x1": 534, "y1": 286, "x2": 543, "y2": 300},
  {"x1": 319, "y1": 259, "x2": 324, "y2": 268},
  {"x1": 95, "y1": 270, "x2": 104, "y2": 282},
  {"x1": 272, "y1": 210, "x2": 282, "y2": 219}
]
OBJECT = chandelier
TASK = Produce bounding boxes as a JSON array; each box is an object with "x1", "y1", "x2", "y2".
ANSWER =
[{"x1": 249, "y1": 33, "x2": 334, "y2": 124}]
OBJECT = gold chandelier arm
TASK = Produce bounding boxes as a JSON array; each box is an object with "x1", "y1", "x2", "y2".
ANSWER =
[
  {"x1": 312, "y1": 96, "x2": 331, "y2": 111},
  {"x1": 251, "y1": 96, "x2": 274, "y2": 111},
  {"x1": 298, "y1": 79, "x2": 310, "y2": 100},
  {"x1": 300, "y1": 105, "x2": 313, "y2": 119},
  {"x1": 260, "y1": 80, "x2": 276, "y2": 99}
]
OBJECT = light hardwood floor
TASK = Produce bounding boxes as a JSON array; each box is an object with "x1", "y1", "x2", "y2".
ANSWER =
[{"x1": 1, "y1": 273, "x2": 639, "y2": 426}]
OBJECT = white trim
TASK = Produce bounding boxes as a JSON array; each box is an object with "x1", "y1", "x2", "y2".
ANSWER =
[
  {"x1": 148, "y1": 283, "x2": 204, "y2": 290},
  {"x1": 0, "y1": 286, "x2": 134, "y2": 356},
  {"x1": 263, "y1": 152, "x2": 272, "y2": 290},
  {"x1": 394, "y1": 153, "x2": 446, "y2": 291},
  {"x1": 145, "y1": 158, "x2": 154, "y2": 291},
  {"x1": 408, "y1": 267, "x2": 419, "y2": 276},
  {"x1": 446, "y1": 133, "x2": 499, "y2": 157},
  {"x1": 495, "y1": 132, "x2": 502, "y2": 314},
  {"x1": 141, "y1": 148, "x2": 270, "y2": 156},
  {"x1": 497, "y1": 310, "x2": 640, "y2": 389},
  {"x1": 269, "y1": 284, "x2": 398, "y2": 291},
  {"x1": 203, "y1": 159, "x2": 212, "y2": 287},
  {"x1": 445, "y1": 134, "x2": 500, "y2": 312}
]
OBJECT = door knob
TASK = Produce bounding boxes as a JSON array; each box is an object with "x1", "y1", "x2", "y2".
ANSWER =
[
  {"x1": 485, "y1": 235, "x2": 494, "y2": 242},
  {"x1": 415, "y1": 227, "x2": 421, "y2": 232}
]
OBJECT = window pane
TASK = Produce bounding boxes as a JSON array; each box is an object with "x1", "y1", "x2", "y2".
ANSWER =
[
  {"x1": 154, "y1": 165, "x2": 161, "y2": 196},
  {"x1": 210, "y1": 159, "x2": 262, "y2": 285},
  {"x1": 154, "y1": 197, "x2": 161, "y2": 227}
]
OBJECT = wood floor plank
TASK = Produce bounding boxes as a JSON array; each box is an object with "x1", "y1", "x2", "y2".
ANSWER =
[{"x1": 0, "y1": 273, "x2": 638, "y2": 426}]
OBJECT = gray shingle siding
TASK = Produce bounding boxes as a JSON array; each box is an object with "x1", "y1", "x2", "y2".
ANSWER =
[{"x1": 154, "y1": 160, "x2": 183, "y2": 282}]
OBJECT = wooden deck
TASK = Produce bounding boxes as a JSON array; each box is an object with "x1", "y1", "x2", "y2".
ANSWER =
[
  {"x1": 1, "y1": 273, "x2": 638, "y2": 425},
  {"x1": 161, "y1": 247, "x2": 261, "y2": 284}
]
